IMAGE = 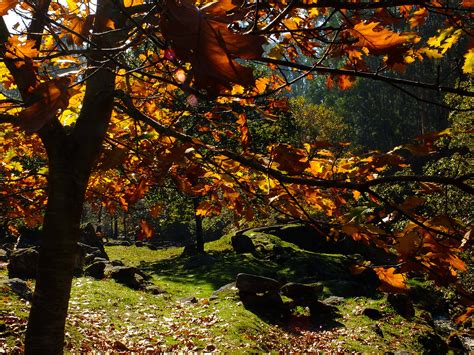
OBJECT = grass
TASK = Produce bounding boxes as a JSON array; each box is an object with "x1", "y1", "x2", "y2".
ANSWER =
[{"x1": 0, "y1": 232, "x2": 448, "y2": 352}]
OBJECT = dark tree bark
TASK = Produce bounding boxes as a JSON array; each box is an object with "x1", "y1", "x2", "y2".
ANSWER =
[
  {"x1": 23, "y1": 1, "x2": 124, "y2": 352},
  {"x1": 193, "y1": 197, "x2": 205, "y2": 254}
]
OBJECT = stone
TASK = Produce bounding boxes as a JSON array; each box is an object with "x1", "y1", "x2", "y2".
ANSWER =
[
  {"x1": 2, "y1": 278, "x2": 33, "y2": 301},
  {"x1": 179, "y1": 296, "x2": 198, "y2": 303},
  {"x1": 15, "y1": 227, "x2": 42, "y2": 249},
  {"x1": 231, "y1": 233, "x2": 256, "y2": 254},
  {"x1": 387, "y1": 293, "x2": 415, "y2": 319},
  {"x1": 0, "y1": 249, "x2": 8, "y2": 262},
  {"x1": 7, "y1": 248, "x2": 39, "y2": 279},
  {"x1": 308, "y1": 300, "x2": 339, "y2": 322},
  {"x1": 184, "y1": 254, "x2": 216, "y2": 269},
  {"x1": 363, "y1": 308, "x2": 384, "y2": 320},
  {"x1": 210, "y1": 282, "x2": 238, "y2": 301},
  {"x1": 109, "y1": 266, "x2": 149, "y2": 289},
  {"x1": 280, "y1": 282, "x2": 323, "y2": 306},
  {"x1": 84, "y1": 261, "x2": 107, "y2": 279},
  {"x1": 417, "y1": 333, "x2": 448, "y2": 354},
  {"x1": 144, "y1": 285, "x2": 166, "y2": 295},
  {"x1": 235, "y1": 273, "x2": 280, "y2": 294},
  {"x1": 370, "y1": 324, "x2": 384, "y2": 337},
  {"x1": 321, "y1": 296, "x2": 345, "y2": 306},
  {"x1": 111, "y1": 260, "x2": 124, "y2": 267}
]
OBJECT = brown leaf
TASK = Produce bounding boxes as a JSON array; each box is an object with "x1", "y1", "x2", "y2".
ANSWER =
[
  {"x1": 271, "y1": 144, "x2": 309, "y2": 175},
  {"x1": 18, "y1": 77, "x2": 71, "y2": 133},
  {"x1": 161, "y1": 0, "x2": 266, "y2": 93}
]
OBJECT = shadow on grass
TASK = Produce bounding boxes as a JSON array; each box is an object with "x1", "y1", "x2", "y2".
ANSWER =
[{"x1": 138, "y1": 248, "x2": 379, "y2": 299}]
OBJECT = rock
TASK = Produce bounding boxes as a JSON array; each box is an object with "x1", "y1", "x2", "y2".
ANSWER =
[
  {"x1": 111, "y1": 260, "x2": 124, "y2": 267},
  {"x1": 447, "y1": 334, "x2": 474, "y2": 352},
  {"x1": 184, "y1": 254, "x2": 216, "y2": 269},
  {"x1": 210, "y1": 282, "x2": 237, "y2": 301},
  {"x1": 0, "y1": 249, "x2": 8, "y2": 262},
  {"x1": 417, "y1": 332, "x2": 448, "y2": 354},
  {"x1": 15, "y1": 227, "x2": 42, "y2": 249},
  {"x1": 109, "y1": 266, "x2": 149, "y2": 289},
  {"x1": 231, "y1": 233, "x2": 256, "y2": 254},
  {"x1": 1, "y1": 278, "x2": 33, "y2": 301},
  {"x1": 308, "y1": 300, "x2": 339, "y2": 322},
  {"x1": 239, "y1": 291, "x2": 286, "y2": 314},
  {"x1": 7, "y1": 248, "x2": 39, "y2": 279},
  {"x1": 363, "y1": 308, "x2": 384, "y2": 320},
  {"x1": 321, "y1": 296, "x2": 345, "y2": 306},
  {"x1": 84, "y1": 261, "x2": 107, "y2": 279},
  {"x1": 370, "y1": 324, "x2": 384, "y2": 337},
  {"x1": 236, "y1": 273, "x2": 280, "y2": 294},
  {"x1": 387, "y1": 293, "x2": 415, "y2": 319},
  {"x1": 135, "y1": 241, "x2": 143, "y2": 247},
  {"x1": 74, "y1": 245, "x2": 86, "y2": 276},
  {"x1": 80, "y1": 224, "x2": 107, "y2": 258},
  {"x1": 280, "y1": 282, "x2": 323, "y2": 305},
  {"x1": 144, "y1": 285, "x2": 166, "y2": 295},
  {"x1": 179, "y1": 296, "x2": 198, "y2": 303}
]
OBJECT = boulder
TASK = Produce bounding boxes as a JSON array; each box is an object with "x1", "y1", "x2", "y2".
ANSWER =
[
  {"x1": 109, "y1": 266, "x2": 150, "y2": 289},
  {"x1": 417, "y1": 333, "x2": 448, "y2": 354},
  {"x1": 387, "y1": 293, "x2": 415, "y2": 319},
  {"x1": 1, "y1": 278, "x2": 33, "y2": 301},
  {"x1": 235, "y1": 273, "x2": 280, "y2": 294},
  {"x1": 210, "y1": 282, "x2": 238, "y2": 301},
  {"x1": 231, "y1": 233, "x2": 256, "y2": 254},
  {"x1": 144, "y1": 285, "x2": 166, "y2": 295},
  {"x1": 363, "y1": 308, "x2": 384, "y2": 320},
  {"x1": 280, "y1": 282, "x2": 323, "y2": 306},
  {"x1": 15, "y1": 228, "x2": 42, "y2": 249},
  {"x1": 7, "y1": 248, "x2": 39, "y2": 279},
  {"x1": 84, "y1": 261, "x2": 107, "y2": 279},
  {"x1": 0, "y1": 248, "x2": 8, "y2": 262},
  {"x1": 79, "y1": 224, "x2": 108, "y2": 259},
  {"x1": 321, "y1": 296, "x2": 345, "y2": 306}
]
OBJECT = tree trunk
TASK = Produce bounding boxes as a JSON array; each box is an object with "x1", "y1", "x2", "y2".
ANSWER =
[
  {"x1": 193, "y1": 197, "x2": 204, "y2": 253},
  {"x1": 24, "y1": 146, "x2": 87, "y2": 354}
]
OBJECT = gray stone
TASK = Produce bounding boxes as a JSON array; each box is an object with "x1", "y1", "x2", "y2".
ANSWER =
[
  {"x1": 0, "y1": 248, "x2": 8, "y2": 262},
  {"x1": 2, "y1": 278, "x2": 33, "y2": 301},
  {"x1": 321, "y1": 296, "x2": 345, "y2": 306},
  {"x1": 387, "y1": 293, "x2": 415, "y2": 319},
  {"x1": 231, "y1": 233, "x2": 256, "y2": 254},
  {"x1": 84, "y1": 261, "x2": 107, "y2": 279},
  {"x1": 236, "y1": 273, "x2": 280, "y2": 294},
  {"x1": 109, "y1": 266, "x2": 149, "y2": 289},
  {"x1": 210, "y1": 282, "x2": 237, "y2": 301},
  {"x1": 363, "y1": 308, "x2": 384, "y2": 320},
  {"x1": 7, "y1": 248, "x2": 39, "y2": 279},
  {"x1": 280, "y1": 282, "x2": 323, "y2": 305},
  {"x1": 144, "y1": 285, "x2": 166, "y2": 295}
]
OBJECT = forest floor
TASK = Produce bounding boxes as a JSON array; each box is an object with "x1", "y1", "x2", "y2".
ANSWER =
[{"x1": 0, "y1": 231, "x2": 472, "y2": 353}]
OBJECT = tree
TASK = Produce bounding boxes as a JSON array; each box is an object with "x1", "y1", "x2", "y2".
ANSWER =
[{"x1": 0, "y1": 0, "x2": 472, "y2": 353}]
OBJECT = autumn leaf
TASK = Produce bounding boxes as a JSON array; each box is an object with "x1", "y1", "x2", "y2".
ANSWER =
[
  {"x1": 271, "y1": 144, "x2": 309, "y2": 175},
  {"x1": 18, "y1": 77, "x2": 72, "y2": 133},
  {"x1": 396, "y1": 231, "x2": 422, "y2": 258},
  {"x1": 6, "y1": 36, "x2": 39, "y2": 65},
  {"x1": 160, "y1": 0, "x2": 266, "y2": 93},
  {"x1": 374, "y1": 267, "x2": 408, "y2": 293},
  {"x1": 139, "y1": 219, "x2": 154, "y2": 239},
  {"x1": 0, "y1": 0, "x2": 17, "y2": 15},
  {"x1": 462, "y1": 48, "x2": 474, "y2": 74},
  {"x1": 128, "y1": 179, "x2": 148, "y2": 204},
  {"x1": 236, "y1": 113, "x2": 250, "y2": 150}
]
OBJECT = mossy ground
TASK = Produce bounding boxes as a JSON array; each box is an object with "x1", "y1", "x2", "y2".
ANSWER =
[{"x1": 0, "y1": 233, "x2": 447, "y2": 352}]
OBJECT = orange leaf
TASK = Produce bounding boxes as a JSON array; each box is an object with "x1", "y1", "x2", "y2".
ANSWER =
[
  {"x1": 455, "y1": 306, "x2": 474, "y2": 325},
  {"x1": 139, "y1": 220, "x2": 154, "y2": 239},
  {"x1": 0, "y1": 0, "x2": 18, "y2": 15},
  {"x1": 396, "y1": 231, "x2": 422, "y2": 258},
  {"x1": 374, "y1": 267, "x2": 408, "y2": 293},
  {"x1": 236, "y1": 113, "x2": 250, "y2": 150},
  {"x1": 150, "y1": 204, "x2": 163, "y2": 218}
]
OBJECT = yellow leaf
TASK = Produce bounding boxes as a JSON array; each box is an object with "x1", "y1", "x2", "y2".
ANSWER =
[
  {"x1": 124, "y1": 0, "x2": 144, "y2": 7},
  {"x1": 462, "y1": 49, "x2": 474, "y2": 74},
  {"x1": 374, "y1": 267, "x2": 408, "y2": 293}
]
